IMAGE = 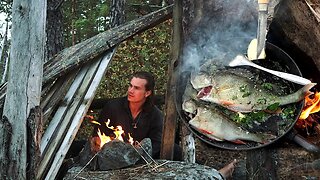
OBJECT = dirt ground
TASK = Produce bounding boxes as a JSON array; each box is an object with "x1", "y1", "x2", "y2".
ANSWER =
[{"x1": 194, "y1": 133, "x2": 320, "y2": 179}]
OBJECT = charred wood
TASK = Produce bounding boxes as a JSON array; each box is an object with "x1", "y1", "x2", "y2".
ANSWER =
[
  {"x1": 0, "y1": 116, "x2": 12, "y2": 179},
  {"x1": 27, "y1": 107, "x2": 43, "y2": 180}
]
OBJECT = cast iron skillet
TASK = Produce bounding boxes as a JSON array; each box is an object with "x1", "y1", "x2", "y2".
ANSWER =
[{"x1": 174, "y1": 42, "x2": 320, "y2": 151}]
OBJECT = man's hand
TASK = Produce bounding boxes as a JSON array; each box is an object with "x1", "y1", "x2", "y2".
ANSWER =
[{"x1": 90, "y1": 136, "x2": 101, "y2": 153}]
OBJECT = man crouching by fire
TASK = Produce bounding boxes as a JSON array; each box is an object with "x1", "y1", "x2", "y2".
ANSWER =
[{"x1": 91, "y1": 71, "x2": 182, "y2": 160}]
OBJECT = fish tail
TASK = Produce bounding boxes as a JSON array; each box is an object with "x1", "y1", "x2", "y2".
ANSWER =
[
  {"x1": 281, "y1": 83, "x2": 316, "y2": 105},
  {"x1": 297, "y1": 83, "x2": 316, "y2": 100},
  {"x1": 302, "y1": 83, "x2": 317, "y2": 96}
]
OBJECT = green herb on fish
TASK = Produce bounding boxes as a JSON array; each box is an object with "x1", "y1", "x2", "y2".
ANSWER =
[
  {"x1": 281, "y1": 106, "x2": 296, "y2": 119},
  {"x1": 239, "y1": 84, "x2": 247, "y2": 92},
  {"x1": 217, "y1": 105, "x2": 270, "y2": 128},
  {"x1": 267, "y1": 103, "x2": 280, "y2": 111},
  {"x1": 262, "y1": 83, "x2": 273, "y2": 91},
  {"x1": 242, "y1": 92, "x2": 251, "y2": 98},
  {"x1": 257, "y1": 98, "x2": 267, "y2": 104},
  {"x1": 232, "y1": 95, "x2": 238, "y2": 100}
]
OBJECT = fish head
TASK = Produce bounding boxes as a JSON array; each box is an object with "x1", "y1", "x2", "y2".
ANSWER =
[
  {"x1": 188, "y1": 107, "x2": 205, "y2": 128},
  {"x1": 189, "y1": 116, "x2": 201, "y2": 128},
  {"x1": 190, "y1": 71, "x2": 213, "y2": 89},
  {"x1": 188, "y1": 107, "x2": 212, "y2": 127}
]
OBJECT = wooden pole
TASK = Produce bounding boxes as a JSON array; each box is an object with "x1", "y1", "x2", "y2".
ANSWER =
[{"x1": 160, "y1": 0, "x2": 182, "y2": 160}]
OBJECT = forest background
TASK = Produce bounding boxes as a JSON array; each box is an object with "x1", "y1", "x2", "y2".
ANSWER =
[{"x1": 0, "y1": 0, "x2": 172, "y2": 138}]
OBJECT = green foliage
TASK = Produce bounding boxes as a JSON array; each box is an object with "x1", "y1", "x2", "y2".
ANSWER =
[{"x1": 62, "y1": 0, "x2": 110, "y2": 46}]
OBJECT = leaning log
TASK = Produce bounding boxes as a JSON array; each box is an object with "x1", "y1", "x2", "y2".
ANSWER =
[
  {"x1": 38, "y1": 2, "x2": 128, "y2": 179},
  {"x1": 38, "y1": 51, "x2": 116, "y2": 179}
]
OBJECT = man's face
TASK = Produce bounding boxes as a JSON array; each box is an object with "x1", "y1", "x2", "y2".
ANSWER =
[{"x1": 127, "y1": 77, "x2": 151, "y2": 103}]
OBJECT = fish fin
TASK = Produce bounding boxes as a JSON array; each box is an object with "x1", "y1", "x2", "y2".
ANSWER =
[
  {"x1": 303, "y1": 83, "x2": 317, "y2": 96},
  {"x1": 199, "y1": 128, "x2": 214, "y2": 135},
  {"x1": 220, "y1": 100, "x2": 234, "y2": 106},
  {"x1": 231, "y1": 140, "x2": 246, "y2": 144},
  {"x1": 206, "y1": 134, "x2": 224, "y2": 141}
]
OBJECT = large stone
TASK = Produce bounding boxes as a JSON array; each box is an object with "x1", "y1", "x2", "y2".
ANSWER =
[
  {"x1": 64, "y1": 160, "x2": 225, "y2": 180},
  {"x1": 97, "y1": 140, "x2": 140, "y2": 170},
  {"x1": 78, "y1": 138, "x2": 152, "y2": 171}
]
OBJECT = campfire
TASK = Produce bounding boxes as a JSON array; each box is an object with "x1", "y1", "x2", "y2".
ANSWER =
[
  {"x1": 92, "y1": 119, "x2": 134, "y2": 147},
  {"x1": 296, "y1": 91, "x2": 320, "y2": 136},
  {"x1": 75, "y1": 119, "x2": 153, "y2": 171}
]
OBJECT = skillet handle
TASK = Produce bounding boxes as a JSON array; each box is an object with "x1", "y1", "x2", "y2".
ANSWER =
[{"x1": 286, "y1": 129, "x2": 320, "y2": 153}]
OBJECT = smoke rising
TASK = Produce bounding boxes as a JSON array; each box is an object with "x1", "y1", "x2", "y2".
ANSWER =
[{"x1": 181, "y1": 0, "x2": 258, "y2": 73}]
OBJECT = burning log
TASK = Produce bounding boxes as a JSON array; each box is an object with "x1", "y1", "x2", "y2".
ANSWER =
[{"x1": 295, "y1": 91, "x2": 320, "y2": 140}]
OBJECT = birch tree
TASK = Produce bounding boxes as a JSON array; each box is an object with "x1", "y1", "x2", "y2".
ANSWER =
[{"x1": 0, "y1": 0, "x2": 46, "y2": 179}]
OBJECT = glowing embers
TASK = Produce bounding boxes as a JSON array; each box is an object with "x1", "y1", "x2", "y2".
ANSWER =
[{"x1": 296, "y1": 92, "x2": 320, "y2": 133}]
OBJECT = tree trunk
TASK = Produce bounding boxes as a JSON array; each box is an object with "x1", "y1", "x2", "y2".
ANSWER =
[
  {"x1": 109, "y1": 0, "x2": 126, "y2": 28},
  {"x1": 0, "y1": 0, "x2": 46, "y2": 179},
  {"x1": 46, "y1": 0, "x2": 64, "y2": 60}
]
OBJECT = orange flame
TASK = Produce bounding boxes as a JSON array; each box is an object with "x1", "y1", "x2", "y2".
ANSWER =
[
  {"x1": 128, "y1": 133, "x2": 134, "y2": 145},
  {"x1": 91, "y1": 119, "x2": 134, "y2": 148},
  {"x1": 299, "y1": 92, "x2": 320, "y2": 119}
]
